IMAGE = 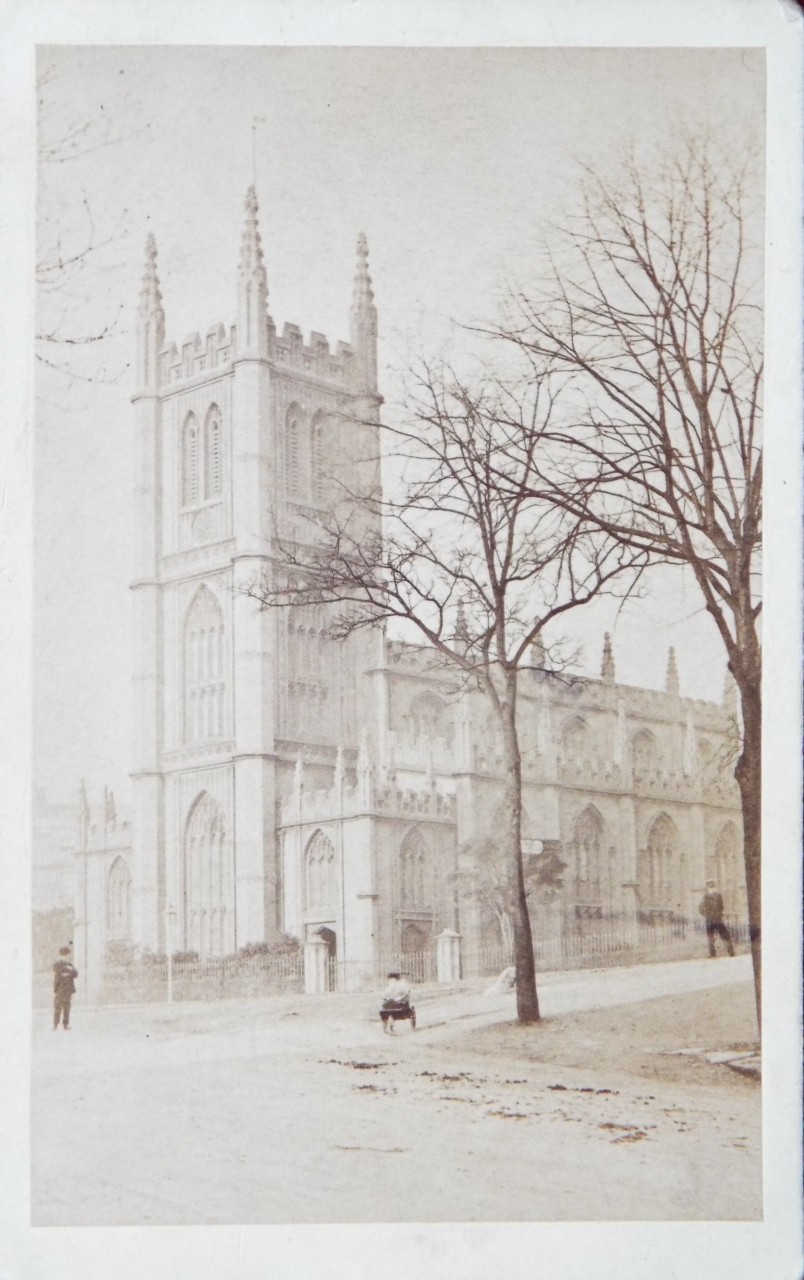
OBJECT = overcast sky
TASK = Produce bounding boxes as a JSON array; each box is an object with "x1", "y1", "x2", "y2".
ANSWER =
[{"x1": 34, "y1": 45, "x2": 766, "y2": 810}]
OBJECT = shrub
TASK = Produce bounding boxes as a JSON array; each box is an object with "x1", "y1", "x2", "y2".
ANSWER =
[{"x1": 236, "y1": 934, "x2": 301, "y2": 959}]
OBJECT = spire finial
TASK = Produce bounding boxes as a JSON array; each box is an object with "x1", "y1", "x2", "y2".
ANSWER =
[
  {"x1": 454, "y1": 596, "x2": 470, "y2": 654},
  {"x1": 350, "y1": 232, "x2": 378, "y2": 392},
  {"x1": 237, "y1": 185, "x2": 269, "y2": 356},
  {"x1": 137, "y1": 233, "x2": 165, "y2": 389},
  {"x1": 139, "y1": 233, "x2": 163, "y2": 316},
  {"x1": 238, "y1": 185, "x2": 268, "y2": 289},
  {"x1": 665, "y1": 646, "x2": 680, "y2": 697},
  {"x1": 352, "y1": 232, "x2": 375, "y2": 309},
  {"x1": 601, "y1": 632, "x2": 615, "y2": 683}
]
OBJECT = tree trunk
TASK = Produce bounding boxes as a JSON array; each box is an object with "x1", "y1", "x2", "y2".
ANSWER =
[
  {"x1": 500, "y1": 682, "x2": 540, "y2": 1023},
  {"x1": 735, "y1": 676, "x2": 762, "y2": 1037}
]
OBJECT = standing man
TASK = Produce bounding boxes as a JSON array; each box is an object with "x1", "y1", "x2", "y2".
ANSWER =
[
  {"x1": 53, "y1": 945, "x2": 78, "y2": 1030},
  {"x1": 698, "y1": 880, "x2": 736, "y2": 958}
]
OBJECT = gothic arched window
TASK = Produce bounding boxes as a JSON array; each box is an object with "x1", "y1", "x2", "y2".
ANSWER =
[
  {"x1": 711, "y1": 821, "x2": 742, "y2": 907},
  {"x1": 400, "y1": 828, "x2": 429, "y2": 909},
  {"x1": 572, "y1": 805, "x2": 604, "y2": 900},
  {"x1": 406, "y1": 692, "x2": 450, "y2": 742},
  {"x1": 561, "y1": 716, "x2": 590, "y2": 763},
  {"x1": 182, "y1": 412, "x2": 200, "y2": 506},
  {"x1": 106, "y1": 856, "x2": 131, "y2": 939},
  {"x1": 305, "y1": 830, "x2": 337, "y2": 910},
  {"x1": 641, "y1": 812, "x2": 678, "y2": 909},
  {"x1": 631, "y1": 728, "x2": 657, "y2": 781},
  {"x1": 184, "y1": 792, "x2": 233, "y2": 955},
  {"x1": 204, "y1": 404, "x2": 222, "y2": 499},
  {"x1": 184, "y1": 585, "x2": 226, "y2": 743}
]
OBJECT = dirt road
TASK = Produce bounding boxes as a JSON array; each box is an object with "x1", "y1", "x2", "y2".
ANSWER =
[{"x1": 31, "y1": 957, "x2": 761, "y2": 1225}]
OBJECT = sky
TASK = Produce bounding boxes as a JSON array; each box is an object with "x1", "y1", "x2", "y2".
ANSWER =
[{"x1": 34, "y1": 45, "x2": 766, "y2": 812}]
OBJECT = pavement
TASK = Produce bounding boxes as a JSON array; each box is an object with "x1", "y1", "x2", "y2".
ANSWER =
[{"x1": 34, "y1": 953, "x2": 759, "y2": 1076}]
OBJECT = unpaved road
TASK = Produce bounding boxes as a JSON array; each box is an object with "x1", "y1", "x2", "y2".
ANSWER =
[{"x1": 31, "y1": 958, "x2": 761, "y2": 1225}]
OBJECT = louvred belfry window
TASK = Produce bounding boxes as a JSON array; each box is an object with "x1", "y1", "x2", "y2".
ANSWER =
[
  {"x1": 205, "y1": 407, "x2": 222, "y2": 498},
  {"x1": 182, "y1": 404, "x2": 224, "y2": 507},
  {"x1": 182, "y1": 412, "x2": 200, "y2": 505}
]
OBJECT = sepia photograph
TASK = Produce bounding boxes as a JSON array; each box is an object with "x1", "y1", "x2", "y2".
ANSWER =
[{"x1": 3, "y1": 4, "x2": 802, "y2": 1278}]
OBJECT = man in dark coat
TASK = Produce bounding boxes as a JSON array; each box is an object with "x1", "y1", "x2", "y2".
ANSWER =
[
  {"x1": 698, "y1": 880, "x2": 736, "y2": 957},
  {"x1": 53, "y1": 946, "x2": 78, "y2": 1029}
]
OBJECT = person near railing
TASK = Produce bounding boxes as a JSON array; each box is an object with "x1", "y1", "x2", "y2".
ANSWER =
[{"x1": 698, "y1": 880, "x2": 736, "y2": 958}]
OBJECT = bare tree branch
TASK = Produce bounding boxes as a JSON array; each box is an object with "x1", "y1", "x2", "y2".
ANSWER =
[
  {"x1": 243, "y1": 360, "x2": 645, "y2": 1023},
  {"x1": 490, "y1": 137, "x2": 763, "y2": 1028}
]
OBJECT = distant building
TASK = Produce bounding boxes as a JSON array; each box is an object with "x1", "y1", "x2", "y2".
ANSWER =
[
  {"x1": 73, "y1": 190, "x2": 745, "y2": 995},
  {"x1": 32, "y1": 785, "x2": 77, "y2": 912}
]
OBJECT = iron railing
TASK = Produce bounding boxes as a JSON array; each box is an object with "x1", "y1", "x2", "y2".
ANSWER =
[
  {"x1": 33, "y1": 913, "x2": 750, "y2": 1007},
  {"x1": 461, "y1": 914, "x2": 749, "y2": 979}
]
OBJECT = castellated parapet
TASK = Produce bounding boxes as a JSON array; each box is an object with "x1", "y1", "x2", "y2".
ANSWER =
[
  {"x1": 280, "y1": 775, "x2": 456, "y2": 828},
  {"x1": 144, "y1": 190, "x2": 376, "y2": 402},
  {"x1": 159, "y1": 319, "x2": 356, "y2": 389}
]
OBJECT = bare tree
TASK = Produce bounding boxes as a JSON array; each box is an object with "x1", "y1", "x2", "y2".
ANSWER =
[
  {"x1": 453, "y1": 838, "x2": 516, "y2": 957},
  {"x1": 36, "y1": 59, "x2": 138, "y2": 377},
  {"x1": 498, "y1": 139, "x2": 763, "y2": 1025},
  {"x1": 452, "y1": 836, "x2": 567, "y2": 958},
  {"x1": 247, "y1": 362, "x2": 644, "y2": 1023}
]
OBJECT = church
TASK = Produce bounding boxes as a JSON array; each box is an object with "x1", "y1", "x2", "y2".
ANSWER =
[{"x1": 73, "y1": 187, "x2": 746, "y2": 996}]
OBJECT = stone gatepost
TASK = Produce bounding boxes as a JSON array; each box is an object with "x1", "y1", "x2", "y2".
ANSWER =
[
  {"x1": 437, "y1": 929, "x2": 461, "y2": 984},
  {"x1": 304, "y1": 935, "x2": 330, "y2": 994}
]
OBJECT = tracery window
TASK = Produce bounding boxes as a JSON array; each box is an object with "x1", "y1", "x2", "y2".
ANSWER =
[
  {"x1": 631, "y1": 729, "x2": 657, "y2": 781},
  {"x1": 406, "y1": 692, "x2": 450, "y2": 742},
  {"x1": 642, "y1": 812, "x2": 678, "y2": 908},
  {"x1": 184, "y1": 586, "x2": 226, "y2": 743},
  {"x1": 710, "y1": 821, "x2": 742, "y2": 906},
  {"x1": 106, "y1": 856, "x2": 131, "y2": 939},
  {"x1": 571, "y1": 806, "x2": 603, "y2": 900},
  {"x1": 561, "y1": 716, "x2": 590, "y2": 763},
  {"x1": 400, "y1": 829, "x2": 429, "y2": 909},
  {"x1": 184, "y1": 792, "x2": 233, "y2": 955},
  {"x1": 305, "y1": 830, "x2": 337, "y2": 910},
  {"x1": 286, "y1": 608, "x2": 329, "y2": 737}
]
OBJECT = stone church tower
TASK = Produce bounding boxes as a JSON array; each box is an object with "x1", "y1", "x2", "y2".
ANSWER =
[
  {"x1": 129, "y1": 187, "x2": 381, "y2": 957},
  {"x1": 72, "y1": 188, "x2": 745, "y2": 996}
]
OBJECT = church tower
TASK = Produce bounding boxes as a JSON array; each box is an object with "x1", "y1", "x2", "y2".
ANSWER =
[
  {"x1": 130, "y1": 233, "x2": 167, "y2": 952},
  {"x1": 128, "y1": 191, "x2": 382, "y2": 958}
]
